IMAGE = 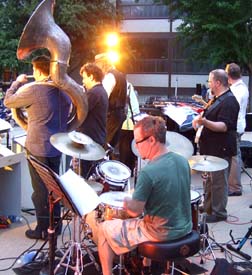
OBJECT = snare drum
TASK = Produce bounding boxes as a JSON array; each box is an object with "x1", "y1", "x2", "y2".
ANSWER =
[
  {"x1": 95, "y1": 160, "x2": 131, "y2": 192},
  {"x1": 99, "y1": 191, "x2": 131, "y2": 221},
  {"x1": 191, "y1": 190, "x2": 201, "y2": 231}
]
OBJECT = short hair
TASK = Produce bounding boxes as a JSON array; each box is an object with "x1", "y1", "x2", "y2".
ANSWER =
[
  {"x1": 210, "y1": 69, "x2": 229, "y2": 87},
  {"x1": 31, "y1": 55, "x2": 50, "y2": 75},
  {"x1": 135, "y1": 115, "x2": 166, "y2": 144},
  {"x1": 226, "y1": 63, "x2": 241, "y2": 80},
  {"x1": 80, "y1": 63, "x2": 104, "y2": 82}
]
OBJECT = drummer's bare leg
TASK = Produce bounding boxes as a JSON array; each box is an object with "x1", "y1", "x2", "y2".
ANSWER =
[{"x1": 98, "y1": 225, "x2": 115, "y2": 275}]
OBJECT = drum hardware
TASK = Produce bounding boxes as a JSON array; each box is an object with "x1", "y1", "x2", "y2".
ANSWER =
[
  {"x1": 199, "y1": 213, "x2": 216, "y2": 264},
  {"x1": 112, "y1": 254, "x2": 130, "y2": 275},
  {"x1": 54, "y1": 215, "x2": 100, "y2": 274},
  {"x1": 131, "y1": 131, "x2": 194, "y2": 160},
  {"x1": 29, "y1": 156, "x2": 101, "y2": 275},
  {"x1": 50, "y1": 132, "x2": 106, "y2": 161},
  {"x1": 188, "y1": 156, "x2": 229, "y2": 264},
  {"x1": 188, "y1": 155, "x2": 228, "y2": 172},
  {"x1": 54, "y1": 170, "x2": 101, "y2": 275}
]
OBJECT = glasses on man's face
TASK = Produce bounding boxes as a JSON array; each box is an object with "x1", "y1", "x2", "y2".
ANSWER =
[{"x1": 135, "y1": 135, "x2": 151, "y2": 145}]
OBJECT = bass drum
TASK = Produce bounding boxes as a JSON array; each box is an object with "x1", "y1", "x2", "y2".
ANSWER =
[{"x1": 95, "y1": 160, "x2": 131, "y2": 192}]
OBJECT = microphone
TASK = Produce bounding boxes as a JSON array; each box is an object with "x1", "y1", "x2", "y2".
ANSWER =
[{"x1": 226, "y1": 243, "x2": 251, "y2": 260}]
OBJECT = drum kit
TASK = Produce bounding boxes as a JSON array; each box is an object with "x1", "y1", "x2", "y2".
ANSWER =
[
  {"x1": 49, "y1": 131, "x2": 134, "y2": 274},
  {"x1": 49, "y1": 129, "x2": 230, "y2": 273}
]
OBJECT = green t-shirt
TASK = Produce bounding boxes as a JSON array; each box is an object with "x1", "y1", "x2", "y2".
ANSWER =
[{"x1": 133, "y1": 152, "x2": 192, "y2": 241}]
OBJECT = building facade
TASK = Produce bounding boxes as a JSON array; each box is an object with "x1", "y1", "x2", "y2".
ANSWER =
[{"x1": 118, "y1": 0, "x2": 248, "y2": 103}]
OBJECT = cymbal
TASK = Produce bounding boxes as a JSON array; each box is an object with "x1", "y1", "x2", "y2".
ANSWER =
[
  {"x1": 131, "y1": 131, "x2": 194, "y2": 159},
  {"x1": 188, "y1": 155, "x2": 228, "y2": 172},
  {"x1": 50, "y1": 132, "x2": 105, "y2": 161},
  {"x1": 68, "y1": 131, "x2": 93, "y2": 145}
]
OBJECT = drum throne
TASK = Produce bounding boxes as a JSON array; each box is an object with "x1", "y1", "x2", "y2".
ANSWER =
[
  {"x1": 138, "y1": 230, "x2": 200, "y2": 275},
  {"x1": 28, "y1": 155, "x2": 100, "y2": 275}
]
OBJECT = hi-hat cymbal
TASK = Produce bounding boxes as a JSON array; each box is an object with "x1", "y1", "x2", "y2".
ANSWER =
[
  {"x1": 188, "y1": 155, "x2": 228, "y2": 172},
  {"x1": 131, "y1": 131, "x2": 194, "y2": 159},
  {"x1": 50, "y1": 133, "x2": 105, "y2": 161}
]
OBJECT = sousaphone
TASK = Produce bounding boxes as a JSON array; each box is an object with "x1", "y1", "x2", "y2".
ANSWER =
[{"x1": 12, "y1": 0, "x2": 88, "y2": 131}]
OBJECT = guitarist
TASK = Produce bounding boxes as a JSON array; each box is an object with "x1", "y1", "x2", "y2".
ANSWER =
[{"x1": 192, "y1": 69, "x2": 239, "y2": 223}]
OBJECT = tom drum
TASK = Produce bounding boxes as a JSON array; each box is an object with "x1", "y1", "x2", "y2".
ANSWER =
[{"x1": 95, "y1": 160, "x2": 131, "y2": 192}]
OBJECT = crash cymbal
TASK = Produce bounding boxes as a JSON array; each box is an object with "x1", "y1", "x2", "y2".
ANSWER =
[
  {"x1": 50, "y1": 132, "x2": 105, "y2": 161},
  {"x1": 188, "y1": 155, "x2": 228, "y2": 172},
  {"x1": 131, "y1": 131, "x2": 194, "y2": 159}
]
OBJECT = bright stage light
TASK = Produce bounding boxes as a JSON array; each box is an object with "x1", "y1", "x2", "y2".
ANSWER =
[
  {"x1": 107, "y1": 51, "x2": 119, "y2": 64},
  {"x1": 106, "y1": 33, "x2": 119, "y2": 48}
]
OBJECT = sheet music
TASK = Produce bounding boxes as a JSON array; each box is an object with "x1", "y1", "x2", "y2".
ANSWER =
[
  {"x1": 59, "y1": 169, "x2": 101, "y2": 216},
  {"x1": 163, "y1": 104, "x2": 198, "y2": 126}
]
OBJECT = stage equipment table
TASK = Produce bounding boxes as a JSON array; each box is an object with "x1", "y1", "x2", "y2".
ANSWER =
[{"x1": 0, "y1": 146, "x2": 24, "y2": 217}]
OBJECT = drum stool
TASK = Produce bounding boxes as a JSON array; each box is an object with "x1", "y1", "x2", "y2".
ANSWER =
[{"x1": 138, "y1": 230, "x2": 200, "y2": 275}]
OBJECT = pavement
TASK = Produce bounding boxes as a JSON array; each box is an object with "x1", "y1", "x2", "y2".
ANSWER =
[{"x1": 1, "y1": 126, "x2": 252, "y2": 274}]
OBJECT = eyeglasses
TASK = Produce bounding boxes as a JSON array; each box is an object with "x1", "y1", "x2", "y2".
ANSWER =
[{"x1": 135, "y1": 135, "x2": 151, "y2": 145}]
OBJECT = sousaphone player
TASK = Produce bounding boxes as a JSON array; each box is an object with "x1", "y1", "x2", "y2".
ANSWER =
[{"x1": 4, "y1": 0, "x2": 88, "y2": 240}]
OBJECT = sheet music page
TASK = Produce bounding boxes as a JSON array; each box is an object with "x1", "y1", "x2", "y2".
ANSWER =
[
  {"x1": 59, "y1": 169, "x2": 101, "y2": 216},
  {"x1": 163, "y1": 104, "x2": 197, "y2": 126}
]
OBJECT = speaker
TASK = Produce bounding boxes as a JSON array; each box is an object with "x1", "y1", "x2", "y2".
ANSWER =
[
  {"x1": 196, "y1": 83, "x2": 201, "y2": 95},
  {"x1": 245, "y1": 113, "x2": 252, "y2": 131}
]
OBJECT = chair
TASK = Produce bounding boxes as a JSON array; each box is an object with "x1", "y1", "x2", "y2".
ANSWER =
[{"x1": 138, "y1": 230, "x2": 200, "y2": 275}]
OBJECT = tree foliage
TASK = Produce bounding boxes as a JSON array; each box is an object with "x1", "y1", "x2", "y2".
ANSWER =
[
  {"x1": 0, "y1": 0, "x2": 119, "y2": 81},
  {"x1": 164, "y1": 0, "x2": 252, "y2": 106}
]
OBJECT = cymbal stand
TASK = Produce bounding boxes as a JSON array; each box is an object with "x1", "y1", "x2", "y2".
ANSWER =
[
  {"x1": 54, "y1": 158, "x2": 100, "y2": 274},
  {"x1": 55, "y1": 213, "x2": 100, "y2": 274},
  {"x1": 199, "y1": 213, "x2": 216, "y2": 264},
  {"x1": 54, "y1": 214, "x2": 83, "y2": 274},
  {"x1": 199, "y1": 171, "x2": 216, "y2": 264},
  {"x1": 112, "y1": 254, "x2": 130, "y2": 275}
]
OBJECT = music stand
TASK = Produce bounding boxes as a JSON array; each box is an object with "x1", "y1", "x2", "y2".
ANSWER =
[{"x1": 28, "y1": 155, "x2": 100, "y2": 275}]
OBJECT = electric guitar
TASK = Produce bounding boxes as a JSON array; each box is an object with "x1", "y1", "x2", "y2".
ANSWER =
[
  {"x1": 192, "y1": 95, "x2": 208, "y2": 143},
  {"x1": 192, "y1": 94, "x2": 208, "y2": 108}
]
